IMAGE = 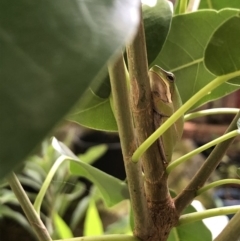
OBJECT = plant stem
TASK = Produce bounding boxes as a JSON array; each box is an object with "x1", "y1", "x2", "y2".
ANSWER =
[
  {"x1": 167, "y1": 130, "x2": 239, "y2": 173},
  {"x1": 108, "y1": 53, "x2": 150, "y2": 239},
  {"x1": 132, "y1": 70, "x2": 240, "y2": 162},
  {"x1": 126, "y1": 8, "x2": 179, "y2": 240},
  {"x1": 7, "y1": 172, "x2": 52, "y2": 241},
  {"x1": 54, "y1": 234, "x2": 140, "y2": 241},
  {"x1": 178, "y1": 205, "x2": 240, "y2": 226},
  {"x1": 207, "y1": 0, "x2": 213, "y2": 9},
  {"x1": 186, "y1": 0, "x2": 201, "y2": 12},
  {"x1": 178, "y1": 0, "x2": 188, "y2": 13},
  {"x1": 184, "y1": 108, "x2": 239, "y2": 121},
  {"x1": 34, "y1": 155, "x2": 66, "y2": 215},
  {"x1": 197, "y1": 179, "x2": 240, "y2": 195},
  {"x1": 126, "y1": 4, "x2": 168, "y2": 202},
  {"x1": 174, "y1": 111, "x2": 240, "y2": 214},
  {"x1": 214, "y1": 209, "x2": 240, "y2": 241}
]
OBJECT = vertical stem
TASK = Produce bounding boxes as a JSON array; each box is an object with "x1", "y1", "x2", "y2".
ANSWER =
[
  {"x1": 7, "y1": 172, "x2": 52, "y2": 241},
  {"x1": 126, "y1": 13, "x2": 179, "y2": 239},
  {"x1": 108, "y1": 54, "x2": 151, "y2": 240},
  {"x1": 186, "y1": 0, "x2": 201, "y2": 12},
  {"x1": 126, "y1": 7, "x2": 168, "y2": 202},
  {"x1": 178, "y1": 0, "x2": 188, "y2": 13},
  {"x1": 207, "y1": 0, "x2": 213, "y2": 9}
]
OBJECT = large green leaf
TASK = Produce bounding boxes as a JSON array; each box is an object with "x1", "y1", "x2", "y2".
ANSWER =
[
  {"x1": 68, "y1": 0, "x2": 173, "y2": 132},
  {"x1": 154, "y1": 9, "x2": 240, "y2": 109},
  {"x1": 205, "y1": 14, "x2": 240, "y2": 86},
  {"x1": 199, "y1": 0, "x2": 240, "y2": 10},
  {"x1": 52, "y1": 138, "x2": 129, "y2": 207},
  {"x1": 168, "y1": 205, "x2": 212, "y2": 241},
  {"x1": 68, "y1": 88, "x2": 118, "y2": 131},
  {"x1": 143, "y1": 0, "x2": 173, "y2": 65},
  {"x1": 0, "y1": 0, "x2": 140, "y2": 178}
]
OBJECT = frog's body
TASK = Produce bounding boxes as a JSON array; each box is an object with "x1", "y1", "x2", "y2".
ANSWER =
[{"x1": 149, "y1": 66, "x2": 183, "y2": 164}]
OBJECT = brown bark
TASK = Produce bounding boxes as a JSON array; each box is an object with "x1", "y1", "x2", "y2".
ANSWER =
[{"x1": 126, "y1": 11, "x2": 179, "y2": 240}]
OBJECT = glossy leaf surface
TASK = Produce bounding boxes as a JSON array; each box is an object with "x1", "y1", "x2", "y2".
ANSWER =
[
  {"x1": 0, "y1": 0, "x2": 139, "y2": 177},
  {"x1": 143, "y1": 0, "x2": 173, "y2": 65},
  {"x1": 205, "y1": 14, "x2": 240, "y2": 86},
  {"x1": 154, "y1": 9, "x2": 240, "y2": 110},
  {"x1": 68, "y1": 0, "x2": 173, "y2": 131},
  {"x1": 69, "y1": 89, "x2": 118, "y2": 131}
]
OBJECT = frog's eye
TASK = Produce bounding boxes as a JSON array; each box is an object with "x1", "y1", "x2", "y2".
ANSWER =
[{"x1": 166, "y1": 73, "x2": 175, "y2": 82}]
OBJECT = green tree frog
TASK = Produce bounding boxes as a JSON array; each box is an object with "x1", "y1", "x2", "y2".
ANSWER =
[{"x1": 149, "y1": 65, "x2": 184, "y2": 164}]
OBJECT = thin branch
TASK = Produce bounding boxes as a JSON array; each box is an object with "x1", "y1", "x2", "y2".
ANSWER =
[
  {"x1": 108, "y1": 53, "x2": 151, "y2": 239},
  {"x1": 167, "y1": 130, "x2": 239, "y2": 173},
  {"x1": 179, "y1": 205, "x2": 240, "y2": 226},
  {"x1": 183, "y1": 122, "x2": 230, "y2": 142},
  {"x1": 197, "y1": 179, "x2": 240, "y2": 195},
  {"x1": 54, "y1": 234, "x2": 140, "y2": 241},
  {"x1": 7, "y1": 172, "x2": 52, "y2": 241},
  {"x1": 174, "y1": 111, "x2": 240, "y2": 214},
  {"x1": 184, "y1": 108, "x2": 239, "y2": 121}
]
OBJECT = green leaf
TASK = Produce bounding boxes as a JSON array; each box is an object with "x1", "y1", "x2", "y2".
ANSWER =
[
  {"x1": 52, "y1": 138, "x2": 129, "y2": 207},
  {"x1": 205, "y1": 14, "x2": 240, "y2": 86},
  {"x1": 70, "y1": 161, "x2": 129, "y2": 207},
  {"x1": 143, "y1": 0, "x2": 173, "y2": 65},
  {"x1": 154, "y1": 9, "x2": 240, "y2": 110},
  {"x1": 68, "y1": 89, "x2": 118, "y2": 131},
  {"x1": 168, "y1": 205, "x2": 212, "y2": 241},
  {"x1": 90, "y1": 72, "x2": 112, "y2": 99},
  {"x1": 199, "y1": 0, "x2": 240, "y2": 10},
  {"x1": 79, "y1": 144, "x2": 108, "y2": 165},
  {"x1": 53, "y1": 212, "x2": 73, "y2": 239},
  {"x1": 33, "y1": 154, "x2": 67, "y2": 215},
  {"x1": 83, "y1": 197, "x2": 103, "y2": 236},
  {"x1": 0, "y1": 0, "x2": 140, "y2": 178},
  {"x1": 68, "y1": 1, "x2": 173, "y2": 132}
]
